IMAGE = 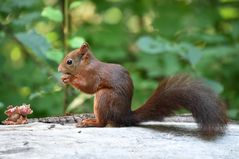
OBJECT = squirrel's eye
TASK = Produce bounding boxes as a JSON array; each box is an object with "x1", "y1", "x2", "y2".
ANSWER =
[{"x1": 66, "y1": 59, "x2": 73, "y2": 65}]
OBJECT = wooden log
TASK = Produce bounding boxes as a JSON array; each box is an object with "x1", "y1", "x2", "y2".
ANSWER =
[{"x1": 0, "y1": 114, "x2": 238, "y2": 159}]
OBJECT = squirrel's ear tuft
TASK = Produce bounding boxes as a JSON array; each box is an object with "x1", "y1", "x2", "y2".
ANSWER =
[{"x1": 80, "y1": 42, "x2": 89, "y2": 52}]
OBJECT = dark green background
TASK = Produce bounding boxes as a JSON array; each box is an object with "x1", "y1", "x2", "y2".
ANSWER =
[{"x1": 0, "y1": 0, "x2": 239, "y2": 121}]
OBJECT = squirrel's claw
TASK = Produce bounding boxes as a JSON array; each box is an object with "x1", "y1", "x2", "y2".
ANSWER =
[{"x1": 76, "y1": 120, "x2": 87, "y2": 128}]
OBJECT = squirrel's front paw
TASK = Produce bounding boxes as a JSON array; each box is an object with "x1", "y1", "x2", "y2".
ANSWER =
[{"x1": 61, "y1": 74, "x2": 72, "y2": 84}]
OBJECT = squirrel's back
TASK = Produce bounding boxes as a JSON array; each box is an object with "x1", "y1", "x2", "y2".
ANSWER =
[{"x1": 99, "y1": 63, "x2": 134, "y2": 97}]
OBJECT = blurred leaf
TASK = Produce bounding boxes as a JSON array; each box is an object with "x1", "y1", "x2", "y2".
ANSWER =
[
  {"x1": 41, "y1": 7, "x2": 63, "y2": 22},
  {"x1": 67, "y1": 94, "x2": 93, "y2": 112},
  {"x1": 131, "y1": 72, "x2": 157, "y2": 90},
  {"x1": 54, "y1": 72, "x2": 63, "y2": 82},
  {"x1": 9, "y1": 0, "x2": 39, "y2": 8},
  {"x1": 228, "y1": 109, "x2": 238, "y2": 119},
  {"x1": 219, "y1": 7, "x2": 239, "y2": 19},
  {"x1": 69, "y1": 1, "x2": 82, "y2": 10},
  {"x1": 12, "y1": 12, "x2": 41, "y2": 27},
  {"x1": 15, "y1": 30, "x2": 51, "y2": 58},
  {"x1": 94, "y1": 47, "x2": 127, "y2": 62},
  {"x1": 202, "y1": 45, "x2": 239, "y2": 57},
  {"x1": 69, "y1": 37, "x2": 85, "y2": 49},
  {"x1": 186, "y1": 50, "x2": 201, "y2": 66},
  {"x1": 0, "y1": 102, "x2": 4, "y2": 109},
  {"x1": 29, "y1": 84, "x2": 62, "y2": 100},
  {"x1": 179, "y1": 43, "x2": 202, "y2": 66},
  {"x1": 136, "y1": 36, "x2": 164, "y2": 54},
  {"x1": 231, "y1": 22, "x2": 239, "y2": 39},
  {"x1": 136, "y1": 53, "x2": 162, "y2": 77},
  {"x1": 45, "y1": 50, "x2": 64, "y2": 63},
  {"x1": 161, "y1": 53, "x2": 181, "y2": 76},
  {"x1": 204, "y1": 79, "x2": 224, "y2": 94},
  {"x1": 152, "y1": 3, "x2": 188, "y2": 37},
  {"x1": 137, "y1": 36, "x2": 202, "y2": 66},
  {"x1": 193, "y1": 33, "x2": 228, "y2": 44},
  {"x1": 103, "y1": 7, "x2": 122, "y2": 24},
  {"x1": 0, "y1": 0, "x2": 40, "y2": 13},
  {"x1": 91, "y1": 26, "x2": 126, "y2": 47},
  {"x1": 29, "y1": 90, "x2": 45, "y2": 100}
]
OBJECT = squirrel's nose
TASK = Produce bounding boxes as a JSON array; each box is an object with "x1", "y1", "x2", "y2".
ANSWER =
[{"x1": 58, "y1": 65, "x2": 62, "y2": 72}]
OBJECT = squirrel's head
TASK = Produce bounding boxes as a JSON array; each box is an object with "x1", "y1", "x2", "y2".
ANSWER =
[{"x1": 58, "y1": 42, "x2": 94, "y2": 75}]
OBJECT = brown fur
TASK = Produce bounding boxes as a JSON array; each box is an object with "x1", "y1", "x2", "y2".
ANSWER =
[{"x1": 58, "y1": 43, "x2": 227, "y2": 136}]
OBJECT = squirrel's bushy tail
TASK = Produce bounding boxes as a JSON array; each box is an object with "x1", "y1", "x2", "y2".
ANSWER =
[{"x1": 132, "y1": 75, "x2": 227, "y2": 135}]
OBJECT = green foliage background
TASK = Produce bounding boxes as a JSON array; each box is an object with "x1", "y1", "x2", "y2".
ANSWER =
[{"x1": 0, "y1": 0, "x2": 239, "y2": 121}]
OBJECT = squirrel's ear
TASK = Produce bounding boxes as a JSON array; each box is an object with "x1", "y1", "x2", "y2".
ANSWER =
[{"x1": 80, "y1": 42, "x2": 89, "y2": 53}]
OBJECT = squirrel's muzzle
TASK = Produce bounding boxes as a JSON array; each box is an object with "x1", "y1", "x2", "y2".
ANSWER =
[{"x1": 58, "y1": 64, "x2": 63, "y2": 73}]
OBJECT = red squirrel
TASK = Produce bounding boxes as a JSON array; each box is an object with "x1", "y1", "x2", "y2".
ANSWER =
[{"x1": 58, "y1": 42, "x2": 227, "y2": 135}]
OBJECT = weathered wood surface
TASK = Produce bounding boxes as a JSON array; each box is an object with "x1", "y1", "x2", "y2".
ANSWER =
[
  {"x1": 0, "y1": 115, "x2": 238, "y2": 159},
  {"x1": 27, "y1": 114, "x2": 196, "y2": 124}
]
